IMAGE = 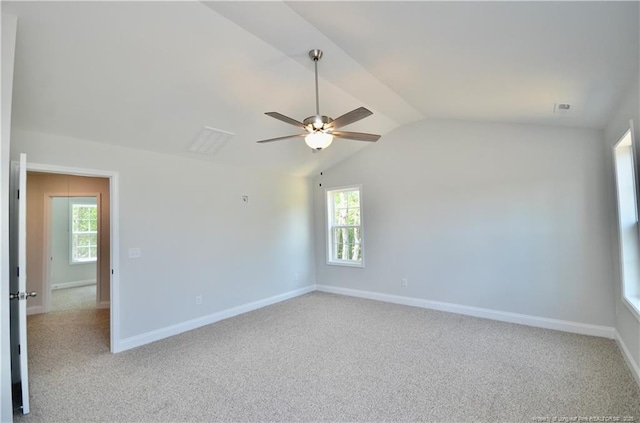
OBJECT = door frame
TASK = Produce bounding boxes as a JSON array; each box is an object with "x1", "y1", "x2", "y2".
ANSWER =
[
  {"x1": 42, "y1": 193, "x2": 102, "y2": 314},
  {"x1": 26, "y1": 162, "x2": 120, "y2": 353}
]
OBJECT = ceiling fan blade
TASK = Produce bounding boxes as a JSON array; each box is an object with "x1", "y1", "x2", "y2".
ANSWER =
[
  {"x1": 265, "y1": 112, "x2": 306, "y2": 129},
  {"x1": 256, "y1": 134, "x2": 305, "y2": 144},
  {"x1": 330, "y1": 107, "x2": 373, "y2": 129},
  {"x1": 332, "y1": 131, "x2": 381, "y2": 142}
]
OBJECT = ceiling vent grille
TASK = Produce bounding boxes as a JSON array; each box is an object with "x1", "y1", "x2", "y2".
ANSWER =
[{"x1": 187, "y1": 126, "x2": 234, "y2": 156}]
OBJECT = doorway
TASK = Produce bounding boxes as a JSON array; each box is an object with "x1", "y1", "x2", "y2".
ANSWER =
[
  {"x1": 26, "y1": 172, "x2": 111, "y2": 320},
  {"x1": 48, "y1": 196, "x2": 99, "y2": 313},
  {"x1": 21, "y1": 163, "x2": 121, "y2": 353}
]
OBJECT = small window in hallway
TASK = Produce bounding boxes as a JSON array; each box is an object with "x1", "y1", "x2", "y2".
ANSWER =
[{"x1": 70, "y1": 203, "x2": 98, "y2": 263}]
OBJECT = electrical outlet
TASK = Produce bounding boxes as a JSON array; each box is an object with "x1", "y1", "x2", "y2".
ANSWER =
[
  {"x1": 128, "y1": 248, "x2": 141, "y2": 259},
  {"x1": 401, "y1": 278, "x2": 408, "y2": 287},
  {"x1": 196, "y1": 295, "x2": 202, "y2": 305},
  {"x1": 294, "y1": 273, "x2": 300, "y2": 281}
]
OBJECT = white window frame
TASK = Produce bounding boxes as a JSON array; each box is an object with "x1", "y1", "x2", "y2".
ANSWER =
[
  {"x1": 69, "y1": 202, "x2": 98, "y2": 264},
  {"x1": 326, "y1": 184, "x2": 364, "y2": 267},
  {"x1": 612, "y1": 120, "x2": 640, "y2": 319}
]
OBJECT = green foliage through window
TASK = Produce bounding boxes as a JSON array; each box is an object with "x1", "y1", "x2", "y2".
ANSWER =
[
  {"x1": 71, "y1": 204, "x2": 98, "y2": 263},
  {"x1": 327, "y1": 187, "x2": 363, "y2": 264}
]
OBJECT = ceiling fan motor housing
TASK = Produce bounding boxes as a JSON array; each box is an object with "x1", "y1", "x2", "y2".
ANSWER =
[{"x1": 304, "y1": 115, "x2": 333, "y2": 132}]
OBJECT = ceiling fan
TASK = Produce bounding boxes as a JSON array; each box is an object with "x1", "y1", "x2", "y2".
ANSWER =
[{"x1": 257, "y1": 49, "x2": 381, "y2": 150}]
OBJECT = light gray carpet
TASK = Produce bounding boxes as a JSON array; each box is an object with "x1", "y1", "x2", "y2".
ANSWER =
[
  {"x1": 15, "y1": 292, "x2": 640, "y2": 422},
  {"x1": 51, "y1": 285, "x2": 96, "y2": 312}
]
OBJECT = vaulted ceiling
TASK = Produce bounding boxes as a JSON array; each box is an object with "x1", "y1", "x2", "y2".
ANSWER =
[{"x1": 4, "y1": 1, "x2": 639, "y2": 176}]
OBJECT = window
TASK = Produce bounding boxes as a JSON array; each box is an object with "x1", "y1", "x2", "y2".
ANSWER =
[
  {"x1": 326, "y1": 185, "x2": 364, "y2": 267},
  {"x1": 70, "y1": 203, "x2": 98, "y2": 264},
  {"x1": 613, "y1": 124, "x2": 640, "y2": 316}
]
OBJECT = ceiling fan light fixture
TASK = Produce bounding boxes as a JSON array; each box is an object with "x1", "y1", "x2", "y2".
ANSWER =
[
  {"x1": 305, "y1": 131, "x2": 333, "y2": 150},
  {"x1": 256, "y1": 49, "x2": 380, "y2": 147}
]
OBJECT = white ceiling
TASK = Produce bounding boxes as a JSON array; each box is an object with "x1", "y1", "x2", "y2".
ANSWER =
[{"x1": 3, "y1": 1, "x2": 639, "y2": 176}]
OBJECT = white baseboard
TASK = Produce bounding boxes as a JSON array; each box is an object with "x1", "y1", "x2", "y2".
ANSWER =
[
  {"x1": 97, "y1": 301, "x2": 109, "y2": 309},
  {"x1": 615, "y1": 330, "x2": 640, "y2": 388},
  {"x1": 52, "y1": 279, "x2": 96, "y2": 290},
  {"x1": 114, "y1": 285, "x2": 315, "y2": 353},
  {"x1": 27, "y1": 305, "x2": 43, "y2": 316},
  {"x1": 316, "y1": 285, "x2": 616, "y2": 339}
]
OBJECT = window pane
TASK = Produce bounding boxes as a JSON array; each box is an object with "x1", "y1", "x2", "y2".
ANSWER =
[
  {"x1": 333, "y1": 243, "x2": 362, "y2": 261},
  {"x1": 328, "y1": 186, "x2": 363, "y2": 266},
  {"x1": 71, "y1": 203, "x2": 97, "y2": 263},
  {"x1": 333, "y1": 227, "x2": 362, "y2": 261},
  {"x1": 78, "y1": 235, "x2": 90, "y2": 247},
  {"x1": 77, "y1": 246, "x2": 89, "y2": 259},
  {"x1": 347, "y1": 208, "x2": 360, "y2": 225},
  {"x1": 347, "y1": 191, "x2": 359, "y2": 208},
  {"x1": 615, "y1": 130, "x2": 640, "y2": 306},
  {"x1": 333, "y1": 192, "x2": 343, "y2": 208}
]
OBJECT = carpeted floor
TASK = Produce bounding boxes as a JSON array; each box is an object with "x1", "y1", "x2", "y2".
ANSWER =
[
  {"x1": 15, "y1": 292, "x2": 640, "y2": 422},
  {"x1": 50, "y1": 285, "x2": 96, "y2": 312}
]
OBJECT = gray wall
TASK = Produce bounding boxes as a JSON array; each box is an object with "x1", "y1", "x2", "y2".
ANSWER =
[
  {"x1": 314, "y1": 119, "x2": 615, "y2": 327},
  {"x1": 604, "y1": 75, "x2": 640, "y2": 375},
  {"x1": 11, "y1": 129, "x2": 316, "y2": 341},
  {"x1": 51, "y1": 197, "x2": 97, "y2": 289}
]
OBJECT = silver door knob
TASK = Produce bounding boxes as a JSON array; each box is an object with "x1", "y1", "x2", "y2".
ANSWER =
[{"x1": 9, "y1": 291, "x2": 37, "y2": 300}]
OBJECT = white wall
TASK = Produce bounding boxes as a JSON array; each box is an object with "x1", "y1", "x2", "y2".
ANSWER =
[
  {"x1": 11, "y1": 129, "x2": 315, "y2": 342},
  {"x1": 1, "y1": 13, "x2": 18, "y2": 423},
  {"x1": 51, "y1": 197, "x2": 96, "y2": 289},
  {"x1": 604, "y1": 75, "x2": 640, "y2": 378},
  {"x1": 314, "y1": 119, "x2": 615, "y2": 327}
]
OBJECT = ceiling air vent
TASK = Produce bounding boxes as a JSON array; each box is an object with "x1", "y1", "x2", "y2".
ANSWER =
[{"x1": 187, "y1": 126, "x2": 234, "y2": 156}]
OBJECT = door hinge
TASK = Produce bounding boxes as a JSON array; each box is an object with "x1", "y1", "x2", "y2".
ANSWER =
[
  {"x1": 16, "y1": 189, "x2": 19, "y2": 200},
  {"x1": 18, "y1": 344, "x2": 20, "y2": 355},
  {"x1": 16, "y1": 267, "x2": 19, "y2": 277}
]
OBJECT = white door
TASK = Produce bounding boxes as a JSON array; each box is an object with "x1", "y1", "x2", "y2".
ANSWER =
[{"x1": 9, "y1": 153, "x2": 31, "y2": 414}]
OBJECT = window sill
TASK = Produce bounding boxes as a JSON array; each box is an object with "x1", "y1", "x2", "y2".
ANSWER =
[
  {"x1": 70, "y1": 260, "x2": 97, "y2": 266},
  {"x1": 327, "y1": 260, "x2": 364, "y2": 268},
  {"x1": 622, "y1": 296, "x2": 640, "y2": 322}
]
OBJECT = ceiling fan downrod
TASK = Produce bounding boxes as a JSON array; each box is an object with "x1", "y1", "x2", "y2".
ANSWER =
[{"x1": 310, "y1": 49, "x2": 323, "y2": 121}]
